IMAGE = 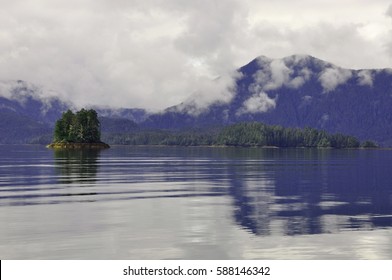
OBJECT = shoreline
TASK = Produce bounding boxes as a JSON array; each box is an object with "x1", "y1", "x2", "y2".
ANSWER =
[
  {"x1": 46, "y1": 142, "x2": 110, "y2": 149},
  {"x1": 87, "y1": 144, "x2": 382, "y2": 150},
  {"x1": 4, "y1": 143, "x2": 382, "y2": 150}
]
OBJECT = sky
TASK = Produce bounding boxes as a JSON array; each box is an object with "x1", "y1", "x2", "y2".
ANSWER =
[{"x1": 1, "y1": 0, "x2": 392, "y2": 110}]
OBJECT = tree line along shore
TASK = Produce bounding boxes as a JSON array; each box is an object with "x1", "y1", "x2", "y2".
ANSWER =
[
  {"x1": 47, "y1": 109, "x2": 378, "y2": 149},
  {"x1": 102, "y1": 122, "x2": 377, "y2": 148}
]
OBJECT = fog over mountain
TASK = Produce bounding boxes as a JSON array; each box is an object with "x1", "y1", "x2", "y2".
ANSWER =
[
  {"x1": 144, "y1": 54, "x2": 392, "y2": 145},
  {"x1": 1, "y1": 1, "x2": 392, "y2": 110},
  {"x1": 2, "y1": 55, "x2": 392, "y2": 145},
  {"x1": 0, "y1": 80, "x2": 145, "y2": 143}
]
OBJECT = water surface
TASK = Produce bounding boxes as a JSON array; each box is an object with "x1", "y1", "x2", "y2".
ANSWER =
[{"x1": 0, "y1": 145, "x2": 391, "y2": 259}]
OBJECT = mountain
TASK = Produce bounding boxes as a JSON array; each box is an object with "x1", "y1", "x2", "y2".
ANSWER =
[
  {"x1": 2, "y1": 55, "x2": 392, "y2": 145},
  {"x1": 0, "y1": 80, "x2": 144, "y2": 143},
  {"x1": 95, "y1": 108, "x2": 149, "y2": 123},
  {"x1": 0, "y1": 80, "x2": 72, "y2": 124},
  {"x1": 143, "y1": 55, "x2": 392, "y2": 145},
  {"x1": 0, "y1": 80, "x2": 71, "y2": 143}
]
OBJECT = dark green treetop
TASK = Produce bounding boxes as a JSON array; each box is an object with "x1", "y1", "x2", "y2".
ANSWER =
[
  {"x1": 360, "y1": 140, "x2": 378, "y2": 148},
  {"x1": 54, "y1": 108, "x2": 101, "y2": 143}
]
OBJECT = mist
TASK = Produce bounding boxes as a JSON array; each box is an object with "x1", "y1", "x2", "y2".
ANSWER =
[{"x1": 0, "y1": 0, "x2": 391, "y2": 111}]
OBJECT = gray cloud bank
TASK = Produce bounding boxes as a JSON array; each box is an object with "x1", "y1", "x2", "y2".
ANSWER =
[{"x1": 0, "y1": 0, "x2": 392, "y2": 110}]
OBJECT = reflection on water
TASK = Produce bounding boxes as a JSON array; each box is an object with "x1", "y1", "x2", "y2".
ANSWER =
[
  {"x1": 0, "y1": 145, "x2": 391, "y2": 259},
  {"x1": 226, "y1": 149, "x2": 392, "y2": 236},
  {"x1": 53, "y1": 149, "x2": 101, "y2": 184}
]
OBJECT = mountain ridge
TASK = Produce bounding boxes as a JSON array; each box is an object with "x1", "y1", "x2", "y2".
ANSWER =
[
  {"x1": 1, "y1": 55, "x2": 392, "y2": 145},
  {"x1": 142, "y1": 55, "x2": 392, "y2": 145},
  {"x1": 0, "y1": 80, "x2": 145, "y2": 143}
]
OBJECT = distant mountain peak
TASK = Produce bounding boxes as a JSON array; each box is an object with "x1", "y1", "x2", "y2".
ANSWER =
[
  {"x1": 255, "y1": 55, "x2": 273, "y2": 64},
  {"x1": 142, "y1": 54, "x2": 392, "y2": 145},
  {"x1": 239, "y1": 54, "x2": 382, "y2": 95},
  {"x1": 0, "y1": 80, "x2": 66, "y2": 106},
  {"x1": 3, "y1": 55, "x2": 392, "y2": 145},
  {"x1": 0, "y1": 80, "x2": 74, "y2": 125},
  {"x1": 255, "y1": 54, "x2": 334, "y2": 71}
]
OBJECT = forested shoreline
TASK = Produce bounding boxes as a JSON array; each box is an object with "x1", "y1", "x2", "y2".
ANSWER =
[
  {"x1": 101, "y1": 122, "x2": 378, "y2": 149},
  {"x1": 36, "y1": 109, "x2": 379, "y2": 149}
]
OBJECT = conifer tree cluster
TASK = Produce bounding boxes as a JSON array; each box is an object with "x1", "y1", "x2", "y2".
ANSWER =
[
  {"x1": 216, "y1": 123, "x2": 361, "y2": 148},
  {"x1": 54, "y1": 109, "x2": 101, "y2": 143},
  {"x1": 102, "y1": 122, "x2": 377, "y2": 148}
]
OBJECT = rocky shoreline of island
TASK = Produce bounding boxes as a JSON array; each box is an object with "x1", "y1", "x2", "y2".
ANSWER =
[{"x1": 46, "y1": 142, "x2": 110, "y2": 149}]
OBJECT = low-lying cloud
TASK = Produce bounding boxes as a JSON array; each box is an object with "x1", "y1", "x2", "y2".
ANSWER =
[
  {"x1": 171, "y1": 71, "x2": 241, "y2": 116},
  {"x1": 319, "y1": 67, "x2": 353, "y2": 92},
  {"x1": 252, "y1": 56, "x2": 313, "y2": 92},
  {"x1": 237, "y1": 91, "x2": 276, "y2": 115},
  {"x1": 0, "y1": 0, "x2": 391, "y2": 111},
  {"x1": 357, "y1": 70, "x2": 374, "y2": 86}
]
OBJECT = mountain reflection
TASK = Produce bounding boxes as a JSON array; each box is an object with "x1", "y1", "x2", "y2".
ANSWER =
[
  {"x1": 224, "y1": 149, "x2": 392, "y2": 236},
  {"x1": 53, "y1": 149, "x2": 100, "y2": 184},
  {"x1": 47, "y1": 146, "x2": 392, "y2": 235}
]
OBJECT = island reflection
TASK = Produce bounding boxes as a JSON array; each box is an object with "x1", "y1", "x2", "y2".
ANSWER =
[{"x1": 53, "y1": 149, "x2": 101, "y2": 184}]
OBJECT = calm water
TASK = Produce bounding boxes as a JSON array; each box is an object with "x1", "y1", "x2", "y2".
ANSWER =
[{"x1": 0, "y1": 145, "x2": 391, "y2": 259}]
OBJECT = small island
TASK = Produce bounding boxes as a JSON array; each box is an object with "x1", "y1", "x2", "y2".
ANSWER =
[{"x1": 47, "y1": 108, "x2": 110, "y2": 149}]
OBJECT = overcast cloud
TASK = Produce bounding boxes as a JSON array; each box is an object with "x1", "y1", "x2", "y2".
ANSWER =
[{"x1": 0, "y1": 0, "x2": 392, "y2": 110}]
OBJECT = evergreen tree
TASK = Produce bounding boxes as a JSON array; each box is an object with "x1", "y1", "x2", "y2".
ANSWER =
[
  {"x1": 53, "y1": 109, "x2": 101, "y2": 143},
  {"x1": 54, "y1": 110, "x2": 75, "y2": 142},
  {"x1": 361, "y1": 140, "x2": 378, "y2": 148}
]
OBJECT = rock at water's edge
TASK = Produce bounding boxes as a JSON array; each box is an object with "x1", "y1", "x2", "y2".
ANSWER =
[{"x1": 46, "y1": 142, "x2": 110, "y2": 149}]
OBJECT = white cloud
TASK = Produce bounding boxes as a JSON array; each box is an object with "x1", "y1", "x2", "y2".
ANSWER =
[
  {"x1": 237, "y1": 92, "x2": 276, "y2": 115},
  {"x1": 251, "y1": 57, "x2": 313, "y2": 92},
  {"x1": 251, "y1": 21, "x2": 390, "y2": 69},
  {"x1": 0, "y1": 81, "x2": 14, "y2": 100},
  {"x1": 288, "y1": 68, "x2": 312, "y2": 88},
  {"x1": 0, "y1": 80, "x2": 72, "y2": 115},
  {"x1": 264, "y1": 60, "x2": 293, "y2": 90},
  {"x1": 387, "y1": 3, "x2": 392, "y2": 18},
  {"x1": 0, "y1": 80, "x2": 45, "y2": 104},
  {"x1": 384, "y1": 4, "x2": 392, "y2": 63},
  {"x1": 0, "y1": 0, "x2": 391, "y2": 110},
  {"x1": 300, "y1": 95, "x2": 313, "y2": 107},
  {"x1": 357, "y1": 70, "x2": 374, "y2": 86},
  {"x1": 288, "y1": 76, "x2": 306, "y2": 89},
  {"x1": 171, "y1": 71, "x2": 241, "y2": 116},
  {"x1": 319, "y1": 67, "x2": 353, "y2": 92}
]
